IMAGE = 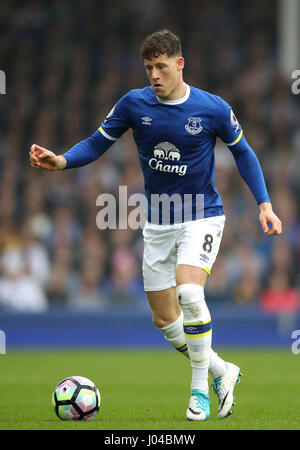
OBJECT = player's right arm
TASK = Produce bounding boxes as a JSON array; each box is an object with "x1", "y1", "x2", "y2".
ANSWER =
[{"x1": 29, "y1": 93, "x2": 132, "y2": 171}]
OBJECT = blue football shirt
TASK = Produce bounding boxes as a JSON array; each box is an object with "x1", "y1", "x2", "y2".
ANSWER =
[
  {"x1": 99, "y1": 84, "x2": 243, "y2": 223},
  {"x1": 63, "y1": 83, "x2": 270, "y2": 224}
]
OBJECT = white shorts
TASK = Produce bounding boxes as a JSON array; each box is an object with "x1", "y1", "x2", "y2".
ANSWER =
[{"x1": 142, "y1": 215, "x2": 226, "y2": 291}]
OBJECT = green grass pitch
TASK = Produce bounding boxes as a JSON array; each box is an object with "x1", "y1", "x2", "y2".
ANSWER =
[{"x1": 0, "y1": 348, "x2": 299, "y2": 430}]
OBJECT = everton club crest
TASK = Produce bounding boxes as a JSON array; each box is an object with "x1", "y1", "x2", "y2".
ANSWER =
[{"x1": 185, "y1": 117, "x2": 203, "y2": 135}]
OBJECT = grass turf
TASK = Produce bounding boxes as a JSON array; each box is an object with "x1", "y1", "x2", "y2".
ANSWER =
[{"x1": 0, "y1": 348, "x2": 299, "y2": 430}]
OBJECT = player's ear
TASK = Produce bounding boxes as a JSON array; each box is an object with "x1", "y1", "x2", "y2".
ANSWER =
[{"x1": 176, "y1": 56, "x2": 185, "y2": 71}]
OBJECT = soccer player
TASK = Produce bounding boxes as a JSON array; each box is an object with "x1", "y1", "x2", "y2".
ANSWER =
[{"x1": 30, "y1": 30, "x2": 282, "y2": 421}]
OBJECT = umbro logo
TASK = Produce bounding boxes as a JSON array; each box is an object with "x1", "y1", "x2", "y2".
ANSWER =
[
  {"x1": 141, "y1": 116, "x2": 152, "y2": 125},
  {"x1": 185, "y1": 326, "x2": 198, "y2": 332},
  {"x1": 199, "y1": 254, "x2": 209, "y2": 262}
]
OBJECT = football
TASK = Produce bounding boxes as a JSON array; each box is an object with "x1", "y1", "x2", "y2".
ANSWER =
[{"x1": 52, "y1": 376, "x2": 101, "y2": 421}]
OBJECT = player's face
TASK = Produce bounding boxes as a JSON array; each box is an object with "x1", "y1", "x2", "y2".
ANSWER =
[{"x1": 144, "y1": 54, "x2": 185, "y2": 100}]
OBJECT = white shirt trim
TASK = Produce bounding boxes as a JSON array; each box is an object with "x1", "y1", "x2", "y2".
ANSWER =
[
  {"x1": 99, "y1": 126, "x2": 118, "y2": 141},
  {"x1": 156, "y1": 84, "x2": 190, "y2": 105}
]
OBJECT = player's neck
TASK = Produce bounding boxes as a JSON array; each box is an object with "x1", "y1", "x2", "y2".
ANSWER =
[{"x1": 158, "y1": 80, "x2": 187, "y2": 102}]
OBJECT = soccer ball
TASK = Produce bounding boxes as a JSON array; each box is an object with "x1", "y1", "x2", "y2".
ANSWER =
[{"x1": 52, "y1": 376, "x2": 101, "y2": 421}]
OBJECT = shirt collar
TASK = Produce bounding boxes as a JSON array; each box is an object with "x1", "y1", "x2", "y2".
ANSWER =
[{"x1": 156, "y1": 84, "x2": 190, "y2": 105}]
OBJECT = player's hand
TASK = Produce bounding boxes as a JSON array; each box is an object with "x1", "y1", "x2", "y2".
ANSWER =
[
  {"x1": 259, "y1": 202, "x2": 282, "y2": 236},
  {"x1": 29, "y1": 144, "x2": 66, "y2": 171}
]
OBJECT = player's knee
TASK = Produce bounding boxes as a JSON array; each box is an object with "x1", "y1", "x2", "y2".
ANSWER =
[
  {"x1": 176, "y1": 283, "x2": 205, "y2": 307},
  {"x1": 152, "y1": 309, "x2": 180, "y2": 329},
  {"x1": 152, "y1": 315, "x2": 170, "y2": 329},
  {"x1": 176, "y1": 283, "x2": 210, "y2": 323}
]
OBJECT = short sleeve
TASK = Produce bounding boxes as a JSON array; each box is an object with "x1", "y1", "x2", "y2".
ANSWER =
[
  {"x1": 214, "y1": 97, "x2": 243, "y2": 147},
  {"x1": 99, "y1": 93, "x2": 131, "y2": 141}
]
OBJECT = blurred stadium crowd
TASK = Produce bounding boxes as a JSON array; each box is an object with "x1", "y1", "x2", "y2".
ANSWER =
[{"x1": 0, "y1": 0, "x2": 299, "y2": 313}]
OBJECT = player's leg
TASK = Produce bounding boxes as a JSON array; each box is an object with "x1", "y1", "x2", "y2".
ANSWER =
[
  {"x1": 142, "y1": 222, "x2": 190, "y2": 356},
  {"x1": 144, "y1": 269, "x2": 240, "y2": 421},
  {"x1": 176, "y1": 264, "x2": 212, "y2": 420},
  {"x1": 146, "y1": 287, "x2": 189, "y2": 357},
  {"x1": 146, "y1": 287, "x2": 180, "y2": 329},
  {"x1": 147, "y1": 287, "x2": 226, "y2": 368},
  {"x1": 176, "y1": 216, "x2": 241, "y2": 420},
  {"x1": 142, "y1": 220, "x2": 228, "y2": 370},
  {"x1": 142, "y1": 218, "x2": 240, "y2": 420}
]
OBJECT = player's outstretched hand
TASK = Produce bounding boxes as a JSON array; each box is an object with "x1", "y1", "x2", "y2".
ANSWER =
[
  {"x1": 259, "y1": 202, "x2": 282, "y2": 236},
  {"x1": 29, "y1": 144, "x2": 66, "y2": 171}
]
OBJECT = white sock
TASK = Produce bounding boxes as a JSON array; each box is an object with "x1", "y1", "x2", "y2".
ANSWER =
[
  {"x1": 177, "y1": 284, "x2": 212, "y2": 395},
  {"x1": 158, "y1": 307, "x2": 227, "y2": 380},
  {"x1": 209, "y1": 349, "x2": 227, "y2": 379},
  {"x1": 158, "y1": 311, "x2": 189, "y2": 358},
  {"x1": 191, "y1": 367, "x2": 210, "y2": 393}
]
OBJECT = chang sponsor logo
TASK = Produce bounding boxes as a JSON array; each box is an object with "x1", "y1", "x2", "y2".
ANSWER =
[{"x1": 148, "y1": 142, "x2": 187, "y2": 176}]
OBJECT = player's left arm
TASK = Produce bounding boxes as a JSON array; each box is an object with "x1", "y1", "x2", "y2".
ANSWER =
[
  {"x1": 215, "y1": 98, "x2": 282, "y2": 236},
  {"x1": 228, "y1": 136, "x2": 282, "y2": 236}
]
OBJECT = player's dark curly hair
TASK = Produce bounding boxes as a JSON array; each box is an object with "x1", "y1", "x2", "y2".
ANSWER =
[{"x1": 141, "y1": 29, "x2": 182, "y2": 59}]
